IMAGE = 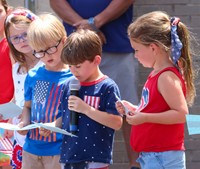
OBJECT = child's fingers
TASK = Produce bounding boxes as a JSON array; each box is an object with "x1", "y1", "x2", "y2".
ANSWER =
[
  {"x1": 17, "y1": 122, "x2": 29, "y2": 135},
  {"x1": 115, "y1": 101, "x2": 126, "y2": 115},
  {"x1": 17, "y1": 130, "x2": 28, "y2": 135},
  {"x1": 39, "y1": 127, "x2": 51, "y2": 137},
  {"x1": 0, "y1": 114, "x2": 3, "y2": 121},
  {"x1": 127, "y1": 111, "x2": 134, "y2": 116},
  {"x1": 4, "y1": 130, "x2": 13, "y2": 138}
]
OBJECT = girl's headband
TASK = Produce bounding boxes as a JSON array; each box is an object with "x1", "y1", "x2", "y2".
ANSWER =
[{"x1": 6, "y1": 9, "x2": 37, "y2": 23}]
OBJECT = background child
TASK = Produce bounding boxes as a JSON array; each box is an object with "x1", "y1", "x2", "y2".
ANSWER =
[
  {"x1": 18, "y1": 14, "x2": 72, "y2": 169},
  {"x1": 58, "y1": 29, "x2": 122, "y2": 169},
  {"x1": 116, "y1": 11, "x2": 196, "y2": 169},
  {"x1": 4, "y1": 8, "x2": 42, "y2": 169},
  {"x1": 0, "y1": 0, "x2": 13, "y2": 168},
  {"x1": 0, "y1": 0, "x2": 14, "y2": 105}
]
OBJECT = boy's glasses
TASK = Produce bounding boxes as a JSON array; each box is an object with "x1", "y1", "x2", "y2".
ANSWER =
[
  {"x1": 9, "y1": 32, "x2": 28, "y2": 44},
  {"x1": 33, "y1": 40, "x2": 61, "y2": 59}
]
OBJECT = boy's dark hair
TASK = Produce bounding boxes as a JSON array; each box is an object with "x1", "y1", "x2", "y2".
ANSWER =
[{"x1": 61, "y1": 29, "x2": 102, "y2": 65}]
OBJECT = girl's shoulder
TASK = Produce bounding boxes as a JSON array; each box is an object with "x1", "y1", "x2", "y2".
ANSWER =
[
  {"x1": 150, "y1": 67, "x2": 181, "y2": 78},
  {"x1": 158, "y1": 67, "x2": 183, "y2": 81}
]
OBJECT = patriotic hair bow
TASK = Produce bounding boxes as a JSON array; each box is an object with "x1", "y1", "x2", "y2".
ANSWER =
[
  {"x1": 6, "y1": 9, "x2": 37, "y2": 23},
  {"x1": 170, "y1": 17, "x2": 183, "y2": 66}
]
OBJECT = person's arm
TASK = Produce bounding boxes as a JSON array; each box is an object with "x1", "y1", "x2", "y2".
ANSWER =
[
  {"x1": 55, "y1": 116, "x2": 62, "y2": 128},
  {"x1": 17, "y1": 101, "x2": 31, "y2": 135},
  {"x1": 50, "y1": 0, "x2": 134, "y2": 28},
  {"x1": 49, "y1": 0, "x2": 83, "y2": 25},
  {"x1": 86, "y1": 106, "x2": 123, "y2": 130},
  {"x1": 68, "y1": 95, "x2": 123, "y2": 130},
  {"x1": 73, "y1": 0, "x2": 134, "y2": 30},
  {"x1": 95, "y1": 0, "x2": 134, "y2": 28}
]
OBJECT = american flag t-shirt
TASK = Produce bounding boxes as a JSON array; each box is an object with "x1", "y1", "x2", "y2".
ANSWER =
[
  {"x1": 34, "y1": 81, "x2": 49, "y2": 107},
  {"x1": 84, "y1": 96, "x2": 100, "y2": 109},
  {"x1": 31, "y1": 80, "x2": 63, "y2": 141},
  {"x1": 23, "y1": 66, "x2": 73, "y2": 155}
]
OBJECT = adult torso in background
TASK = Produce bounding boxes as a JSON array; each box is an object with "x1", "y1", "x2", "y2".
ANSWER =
[{"x1": 64, "y1": 0, "x2": 133, "y2": 53}]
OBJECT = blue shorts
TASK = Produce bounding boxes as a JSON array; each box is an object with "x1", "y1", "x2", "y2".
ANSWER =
[{"x1": 136, "y1": 151, "x2": 186, "y2": 169}]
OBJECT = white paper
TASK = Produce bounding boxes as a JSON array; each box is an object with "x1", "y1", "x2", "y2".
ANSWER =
[
  {"x1": 0, "y1": 123, "x2": 37, "y2": 130},
  {"x1": 0, "y1": 102, "x2": 22, "y2": 119},
  {"x1": 0, "y1": 122, "x2": 76, "y2": 137},
  {"x1": 33, "y1": 122, "x2": 77, "y2": 137}
]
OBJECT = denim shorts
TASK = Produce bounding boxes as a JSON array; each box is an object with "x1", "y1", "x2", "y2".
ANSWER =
[{"x1": 136, "y1": 151, "x2": 186, "y2": 169}]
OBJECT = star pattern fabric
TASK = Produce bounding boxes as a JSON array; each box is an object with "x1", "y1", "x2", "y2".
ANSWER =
[
  {"x1": 171, "y1": 17, "x2": 183, "y2": 65},
  {"x1": 59, "y1": 76, "x2": 121, "y2": 165},
  {"x1": 34, "y1": 81, "x2": 49, "y2": 103}
]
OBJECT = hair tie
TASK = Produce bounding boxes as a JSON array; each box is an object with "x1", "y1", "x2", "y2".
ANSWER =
[
  {"x1": 6, "y1": 9, "x2": 37, "y2": 23},
  {"x1": 170, "y1": 17, "x2": 183, "y2": 66}
]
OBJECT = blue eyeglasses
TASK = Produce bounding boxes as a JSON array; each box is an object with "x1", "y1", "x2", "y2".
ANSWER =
[
  {"x1": 9, "y1": 32, "x2": 28, "y2": 44},
  {"x1": 33, "y1": 39, "x2": 62, "y2": 59}
]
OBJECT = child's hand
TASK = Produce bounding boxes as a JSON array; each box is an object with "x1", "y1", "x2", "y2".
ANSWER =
[
  {"x1": 126, "y1": 112, "x2": 146, "y2": 125},
  {"x1": 3, "y1": 118, "x2": 14, "y2": 138},
  {"x1": 0, "y1": 113, "x2": 3, "y2": 121},
  {"x1": 4, "y1": 129, "x2": 13, "y2": 138},
  {"x1": 115, "y1": 101, "x2": 126, "y2": 115},
  {"x1": 17, "y1": 121, "x2": 29, "y2": 135},
  {"x1": 17, "y1": 113, "x2": 22, "y2": 119},
  {"x1": 68, "y1": 95, "x2": 90, "y2": 114},
  {"x1": 39, "y1": 127, "x2": 51, "y2": 137},
  {"x1": 116, "y1": 100, "x2": 133, "y2": 116}
]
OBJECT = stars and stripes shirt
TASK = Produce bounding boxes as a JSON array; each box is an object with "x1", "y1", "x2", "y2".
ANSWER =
[
  {"x1": 59, "y1": 75, "x2": 121, "y2": 164},
  {"x1": 23, "y1": 65, "x2": 72, "y2": 156}
]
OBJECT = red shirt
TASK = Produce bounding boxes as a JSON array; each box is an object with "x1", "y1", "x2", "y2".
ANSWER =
[
  {"x1": 131, "y1": 67, "x2": 186, "y2": 152},
  {"x1": 0, "y1": 38, "x2": 14, "y2": 104}
]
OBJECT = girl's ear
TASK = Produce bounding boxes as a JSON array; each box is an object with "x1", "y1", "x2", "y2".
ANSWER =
[
  {"x1": 149, "y1": 43, "x2": 156, "y2": 51},
  {"x1": 62, "y1": 36, "x2": 67, "y2": 44},
  {"x1": 94, "y1": 55, "x2": 101, "y2": 65},
  {"x1": 149, "y1": 43, "x2": 159, "y2": 54}
]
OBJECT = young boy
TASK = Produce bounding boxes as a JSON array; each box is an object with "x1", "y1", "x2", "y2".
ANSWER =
[
  {"x1": 18, "y1": 14, "x2": 72, "y2": 169},
  {"x1": 58, "y1": 29, "x2": 123, "y2": 169}
]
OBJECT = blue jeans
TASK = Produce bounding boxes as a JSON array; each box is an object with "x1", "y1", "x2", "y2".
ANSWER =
[{"x1": 136, "y1": 151, "x2": 186, "y2": 169}]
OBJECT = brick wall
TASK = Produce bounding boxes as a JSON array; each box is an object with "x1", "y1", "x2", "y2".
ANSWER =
[{"x1": 7, "y1": 0, "x2": 200, "y2": 169}]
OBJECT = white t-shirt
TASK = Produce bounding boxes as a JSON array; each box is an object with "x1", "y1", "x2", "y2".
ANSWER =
[{"x1": 12, "y1": 61, "x2": 43, "y2": 146}]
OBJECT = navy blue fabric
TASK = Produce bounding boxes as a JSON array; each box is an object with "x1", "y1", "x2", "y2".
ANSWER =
[
  {"x1": 59, "y1": 76, "x2": 121, "y2": 164},
  {"x1": 64, "y1": 0, "x2": 133, "y2": 53}
]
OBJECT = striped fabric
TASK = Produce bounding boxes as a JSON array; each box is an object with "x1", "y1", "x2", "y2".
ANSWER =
[
  {"x1": 0, "y1": 137, "x2": 13, "y2": 155},
  {"x1": 0, "y1": 136, "x2": 13, "y2": 166}
]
